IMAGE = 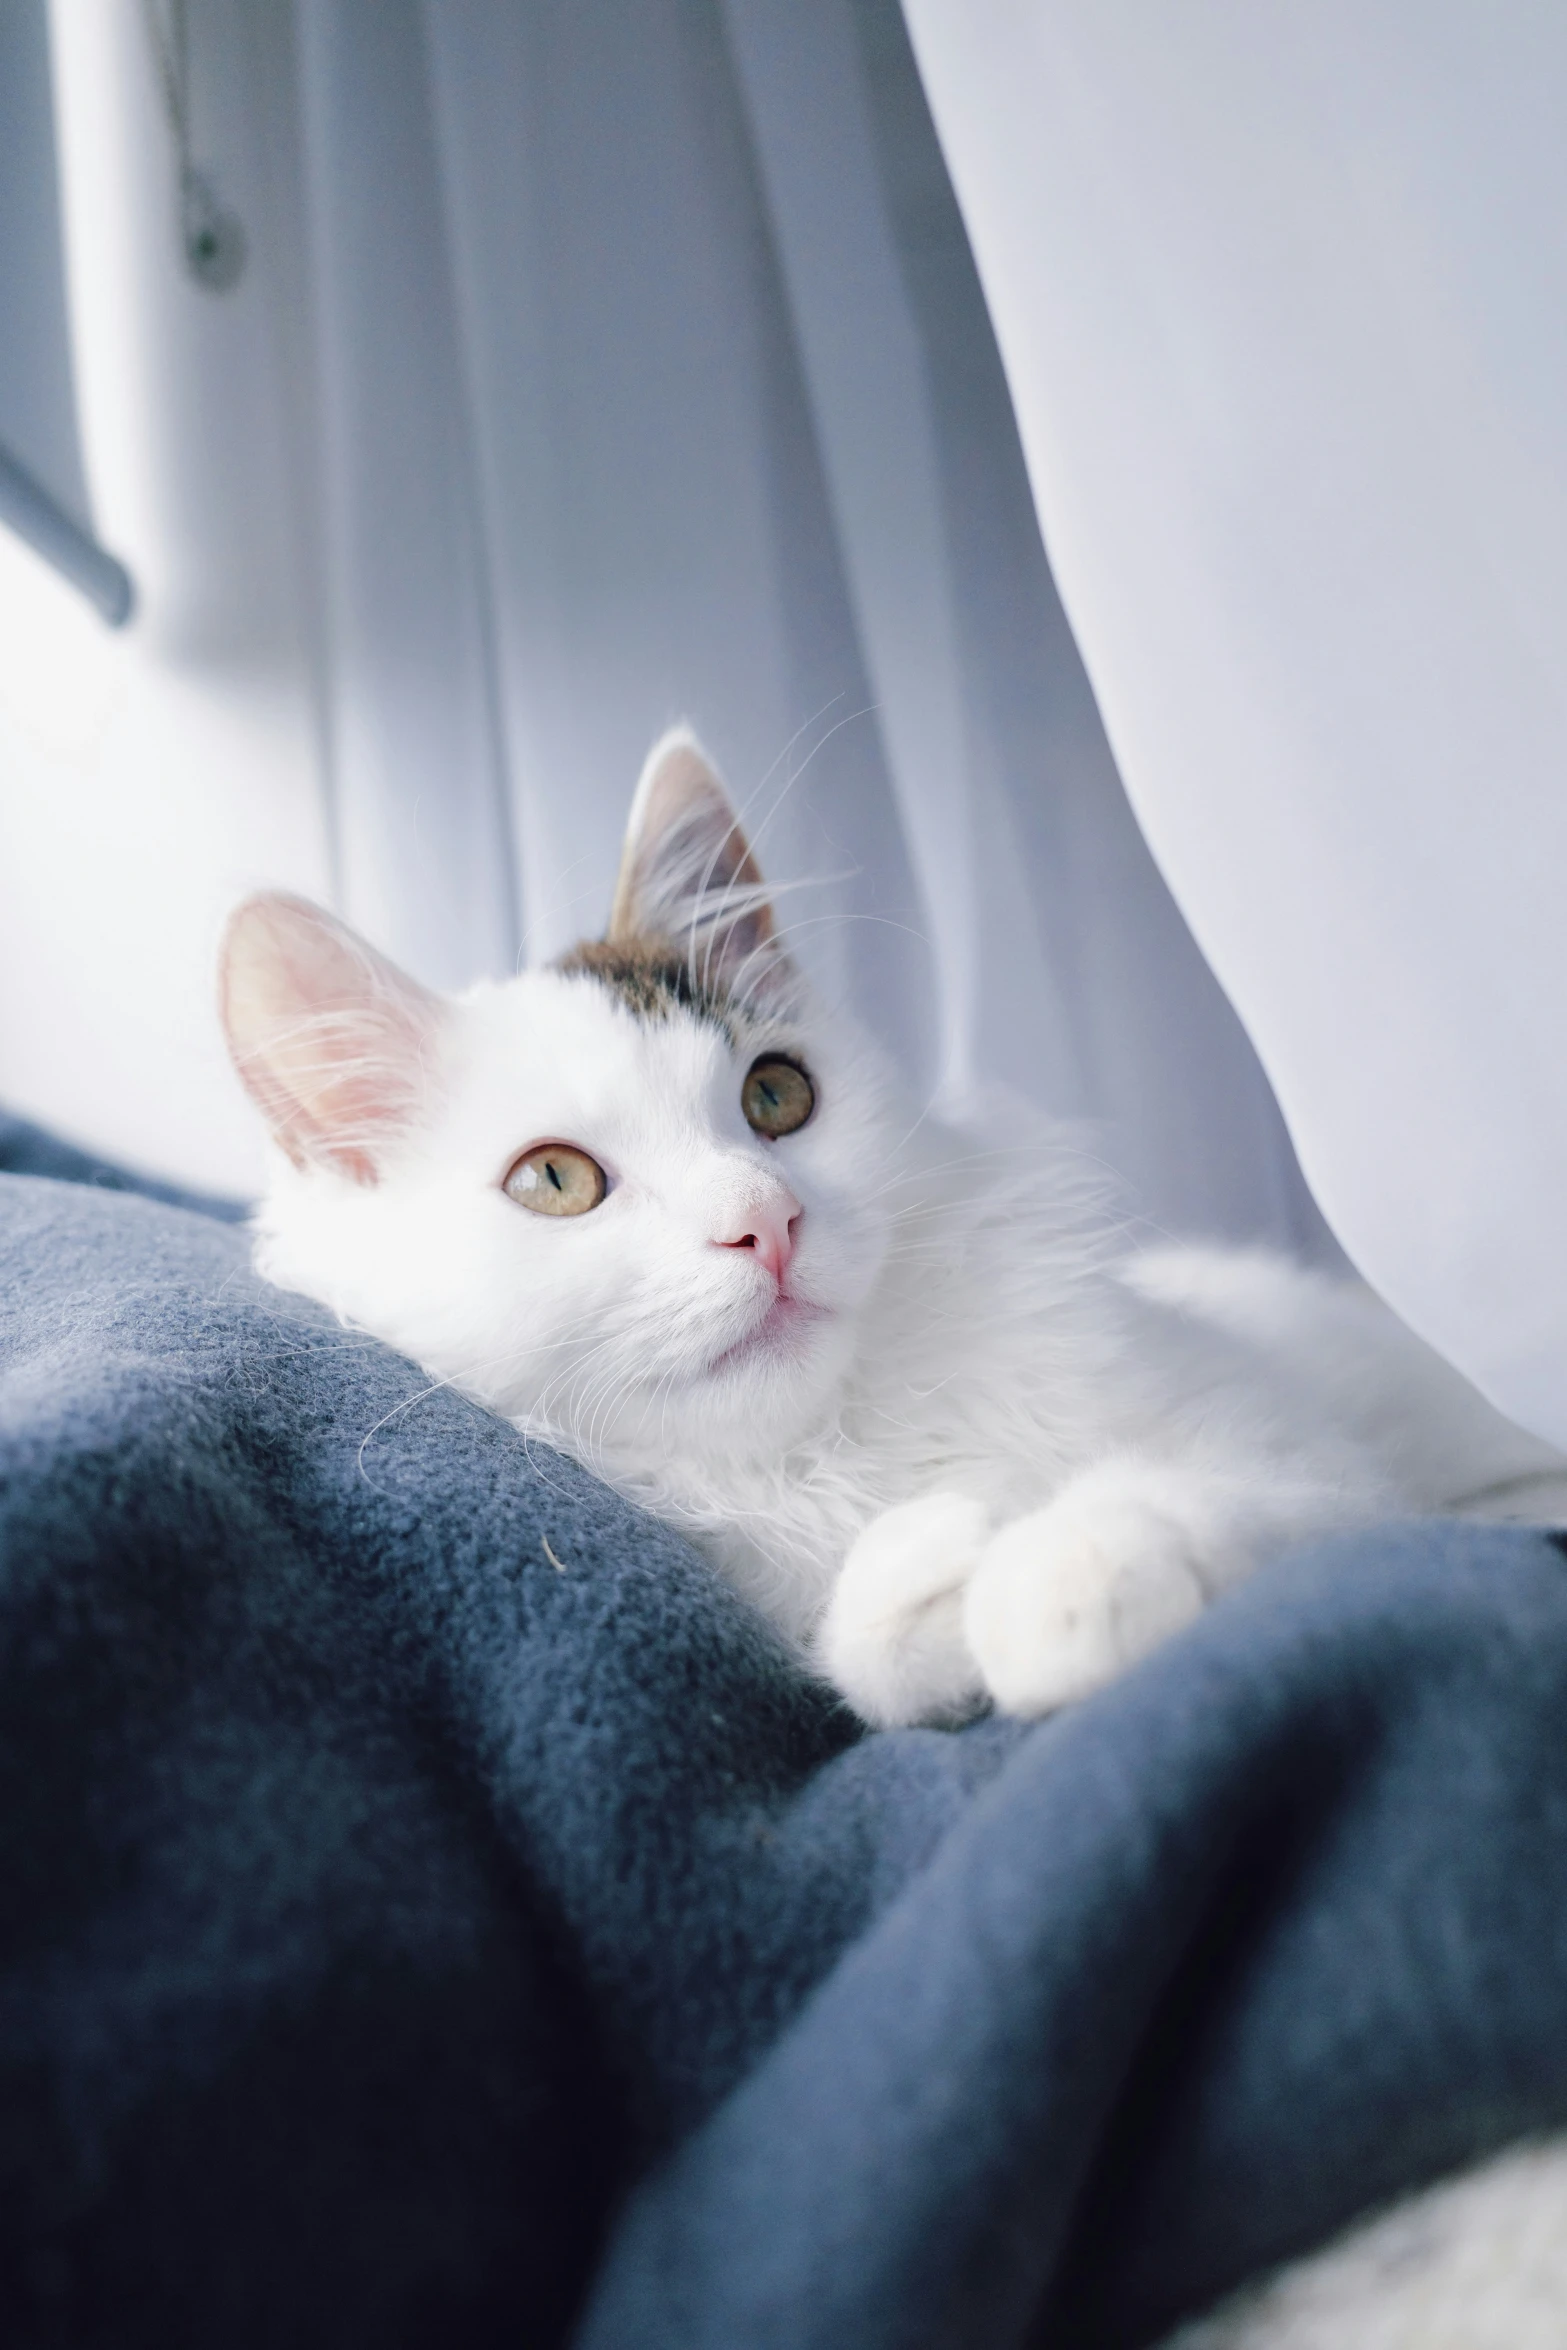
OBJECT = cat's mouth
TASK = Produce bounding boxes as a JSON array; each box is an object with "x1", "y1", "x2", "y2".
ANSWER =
[{"x1": 705, "y1": 1293, "x2": 826, "y2": 1377}]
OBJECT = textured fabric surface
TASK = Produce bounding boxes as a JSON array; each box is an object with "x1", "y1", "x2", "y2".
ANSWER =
[{"x1": 3, "y1": 1159, "x2": 1567, "y2": 2347}]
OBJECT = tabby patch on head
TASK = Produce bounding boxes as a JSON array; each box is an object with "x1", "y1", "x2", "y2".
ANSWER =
[
  {"x1": 219, "y1": 725, "x2": 803, "y2": 1194},
  {"x1": 223, "y1": 717, "x2": 894, "y2": 1500},
  {"x1": 552, "y1": 937, "x2": 742, "y2": 1038}
]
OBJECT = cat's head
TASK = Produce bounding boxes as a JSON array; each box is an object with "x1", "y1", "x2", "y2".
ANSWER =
[{"x1": 221, "y1": 729, "x2": 900, "y2": 1470}]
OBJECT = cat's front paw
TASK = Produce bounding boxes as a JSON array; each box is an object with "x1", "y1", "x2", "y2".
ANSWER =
[
  {"x1": 819, "y1": 1491, "x2": 990, "y2": 1729},
  {"x1": 963, "y1": 1475, "x2": 1208, "y2": 1717}
]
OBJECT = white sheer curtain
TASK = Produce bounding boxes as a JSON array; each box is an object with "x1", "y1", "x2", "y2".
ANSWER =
[
  {"x1": 4, "y1": 0, "x2": 1325, "y2": 1259},
  {"x1": 904, "y1": 0, "x2": 1567, "y2": 1447}
]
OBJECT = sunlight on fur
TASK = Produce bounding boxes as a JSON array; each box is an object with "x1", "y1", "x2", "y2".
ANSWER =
[
  {"x1": 221, "y1": 724, "x2": 1567, "y2": 1718},
  {"x1": 219, "y1": 724, "x2": 1567, "y2": 2335}
]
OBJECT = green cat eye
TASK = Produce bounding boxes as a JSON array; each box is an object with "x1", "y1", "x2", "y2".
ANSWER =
[
  {"x1": 742, "y1": 1056, "x2": 815, "y2": 1139},
  {"x1": 503, "y1": 1143, "x2": 607, "y2": 1217}
]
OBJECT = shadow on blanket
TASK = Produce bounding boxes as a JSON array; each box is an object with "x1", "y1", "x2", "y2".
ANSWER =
[{"x1": 2, "y1": 1135, "x2": 1567, "y2": 2347}]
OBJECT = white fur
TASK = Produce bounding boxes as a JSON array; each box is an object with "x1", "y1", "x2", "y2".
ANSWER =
[
  {"x1": 230, "y1": 738, "x2": 1567, "y2": 2333},
  {"x1": 1158, "y1": 2135, "x2": 1567, "y2": 2349},
  {"x1": 247, "y1": 949, "x2": 1564, "y2": 1721},
  {"x1": 240, "y1": 803, "x2": 1565, "y2": 1730}
]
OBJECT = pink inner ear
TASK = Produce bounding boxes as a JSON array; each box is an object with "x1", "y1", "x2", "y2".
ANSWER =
[{"x1": 220, "y1": 895, "x2": 444, "y2": 1183}]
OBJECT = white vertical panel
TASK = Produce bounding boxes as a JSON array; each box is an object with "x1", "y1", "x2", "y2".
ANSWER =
[
  {"x1": 419, "y1": 0, "x2": 934, "y2": 1075},
  {"x1": 729, "y1": 0, "x2": 1328, "y2": 1242},
  {"x1": 724, "y1": 0, "x2": 995, "y2": 1106},
  {"x1": 904, "y1": 0, "x2": 1567, "y2": 1435},
  {"x1": 293, "y1": 1, "x2": 517, "y2": 990},
  {"x1": 4, "y1": 0, "x2": 1343, "y2": 1255}
]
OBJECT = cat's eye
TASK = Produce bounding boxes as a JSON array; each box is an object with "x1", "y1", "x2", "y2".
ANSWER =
[
  {"x1": 502, "y1": 1143, "x2": 607, "y2": 1217},
  {"x1": 742, "y1": 1056, "x2": 815, "y2": 1139}
]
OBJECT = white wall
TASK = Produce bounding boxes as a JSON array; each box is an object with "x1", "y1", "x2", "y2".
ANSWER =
[{"x1": 0, "y1": 1, "x2": 329, "y2": 1197}]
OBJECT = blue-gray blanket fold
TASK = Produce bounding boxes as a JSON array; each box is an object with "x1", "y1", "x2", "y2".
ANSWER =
[{"x1": 2, "y1": 1136, "x2": 1567, "y2": 2348}]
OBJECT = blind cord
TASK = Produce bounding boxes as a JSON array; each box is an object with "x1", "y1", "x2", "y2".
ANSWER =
[{"x1": 142, "y1": 0, "x2": 246, "y2": 292}]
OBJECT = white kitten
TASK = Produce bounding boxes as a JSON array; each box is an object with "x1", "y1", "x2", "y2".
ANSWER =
[
  {"x1": 223, "y1": 728, "x2": 1567, "y2": 2340},
  {"x1": 220, "y1": 728, "x2": 1567, "y2": 1729}
]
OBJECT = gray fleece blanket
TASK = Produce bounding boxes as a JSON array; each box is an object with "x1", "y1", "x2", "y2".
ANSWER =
[{"x1": 3, "y1": 1117, "x2": 1567, "y2": 2348}]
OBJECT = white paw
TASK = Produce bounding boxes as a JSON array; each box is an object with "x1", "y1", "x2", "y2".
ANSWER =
[
  {"x1": 819, "y1": 1491, "x2": 990, "y2": 1728},
  {"x1": 964, "y1": 1481, "x2": 1208, "y2": 1717}
]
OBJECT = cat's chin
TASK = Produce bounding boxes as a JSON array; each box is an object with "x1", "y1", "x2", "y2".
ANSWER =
[
  {"x1": 654, "y1": 1294, "x2": 851, "y2": 1459},
  {"x1": 703, "y1": 1293, "x2": 829, "y2": 1380}
]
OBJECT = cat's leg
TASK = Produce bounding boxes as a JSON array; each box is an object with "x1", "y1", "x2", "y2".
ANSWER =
[
  {"x1": 817, "y1": 1492, "x2": 991, "y2": 1728},
  {"x1": 963, "y1": 1453, "x2": 1367, "y2": 1717}
]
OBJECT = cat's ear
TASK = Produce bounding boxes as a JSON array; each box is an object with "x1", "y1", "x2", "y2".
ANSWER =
[
  {"x1": 220, "y1": 894, "x2": 446, "y2": 1183},
  {"x1": 608, "y1": 727, "x2": 784, "y2": 990}
]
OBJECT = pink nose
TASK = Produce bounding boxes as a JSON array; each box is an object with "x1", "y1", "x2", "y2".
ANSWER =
[{"x1": 716, "y1": 1193, "x2": 801, "y2": 1286}]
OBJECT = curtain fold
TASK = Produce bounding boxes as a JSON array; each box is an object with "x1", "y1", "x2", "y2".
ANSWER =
[
  {"x1": 417, "y1": 0, "x2": 935, "y2": 1085},
  {"x1": 903, "y1": 0, "x2": 1567, "y2": 1442},
  {"x1": 398, "y1": 0, "x2": 1325, "y2": 1243},
  {"x1": 6, "y1": 0, "x2": 1332, "y2": 1257},
  {"x1": 726, "y1": 0, "x2": 1326, "y2": 1243},
  {"x1": 295, "y1": 2, "x2": 517, "y2": 990}
]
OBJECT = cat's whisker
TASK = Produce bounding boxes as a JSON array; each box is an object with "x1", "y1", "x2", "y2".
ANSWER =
[
  {"x1": 690, "y1": 702, "x2": 874, "y2": 962},
  {"x1": 512, "y1": 840, "x2": 611, "y2": 976},
  {"x1": 225, "y1": 723, "x2": 1542, "y2": 1741},
  {"x1": 352, "y1": 1375, "x2": 474, "y2": 1490},
  {"x1": 744, "y1": 701, "x2": 880, "y2": 867},
  {"x1": 729, "y1": 694, "x2": 849, "y2": 836}
]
